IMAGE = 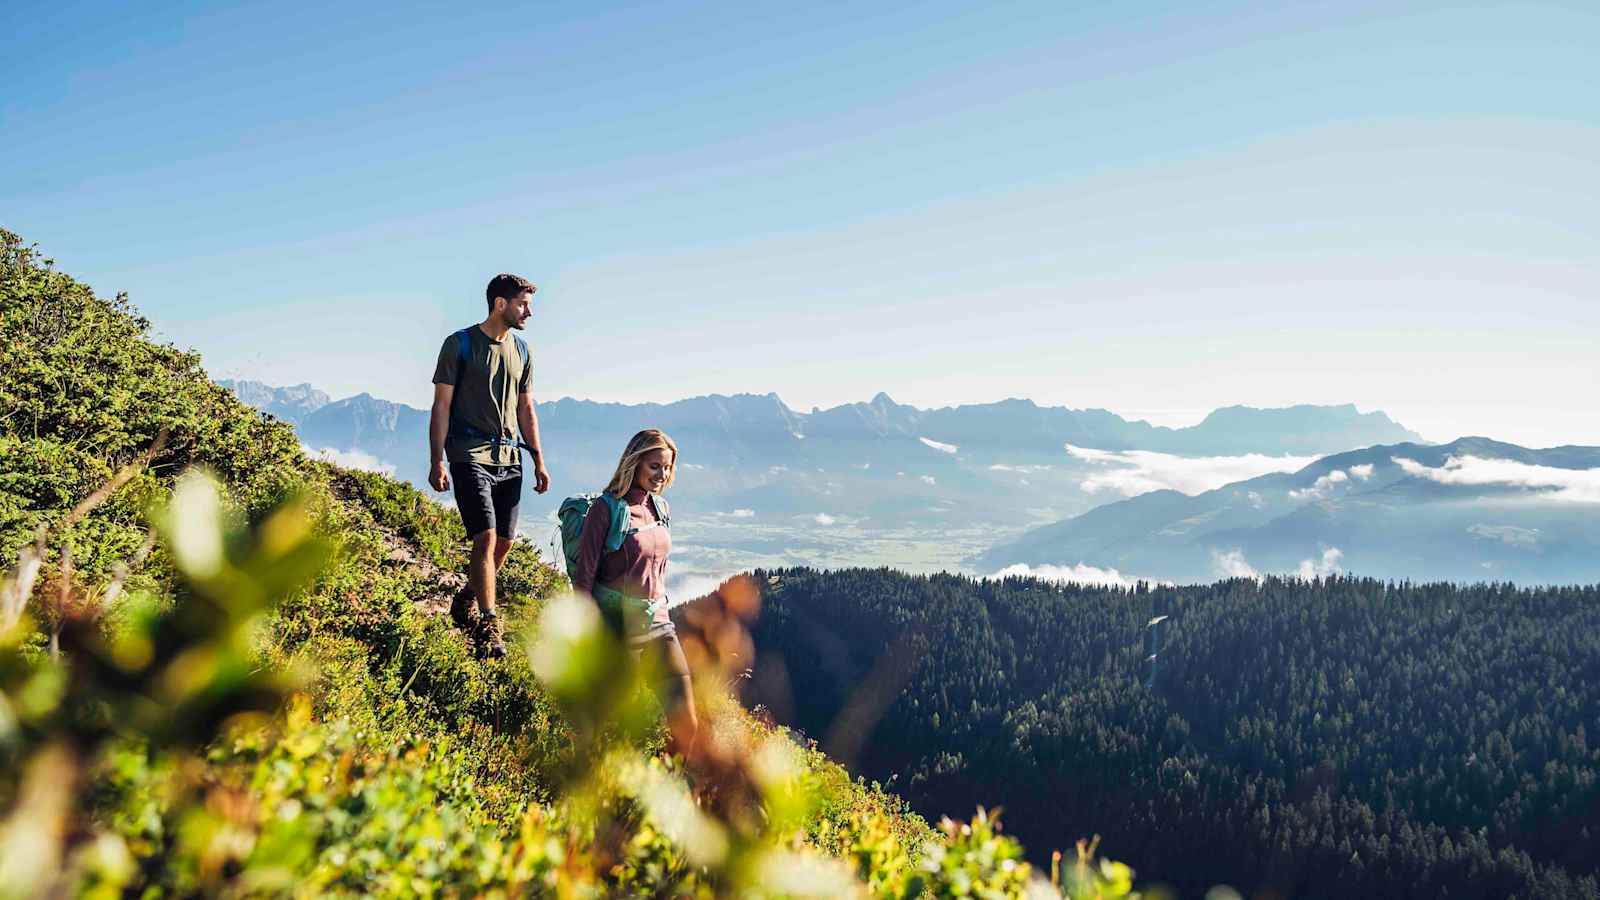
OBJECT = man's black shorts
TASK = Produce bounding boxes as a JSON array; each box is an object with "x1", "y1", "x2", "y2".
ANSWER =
[{"x1": 449, "y1": 462, "x2": 522, "y2": 539}]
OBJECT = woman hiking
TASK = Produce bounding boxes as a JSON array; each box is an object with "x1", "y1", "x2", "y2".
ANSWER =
[{"x1": 570, "y1": 428, "x2": 698, "y2": 751}]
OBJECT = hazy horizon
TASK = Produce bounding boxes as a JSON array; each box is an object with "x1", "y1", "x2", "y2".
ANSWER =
[{"x1": 222, "y1": 372, "x2": 1596, "y2": 451}]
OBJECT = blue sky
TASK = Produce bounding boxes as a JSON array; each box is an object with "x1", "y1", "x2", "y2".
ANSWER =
[{"x1": 5, "y1": 0, "x2": 1598, "y2": 446}]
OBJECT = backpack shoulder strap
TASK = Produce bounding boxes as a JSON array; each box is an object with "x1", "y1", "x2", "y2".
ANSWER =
[
  {"x1": 648, "y1": 493, "x2": 670, "y2": 527},
  {"x1": 446, "y1": 328, "x2": 476, "y2": 439},
  {"x1": 454, "y1": 327, "x2": 474, "y2": 373},
  {"x1": 596, "y1": 492, "x2": 629, "y2": 553},
  {"x1": 512, "y1": 335, "x2": 530, "y2": 389}
]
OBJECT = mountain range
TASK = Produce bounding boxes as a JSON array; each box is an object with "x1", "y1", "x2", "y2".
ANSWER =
[
  {"x1": 978, "y1": 436, "x2": 1600, "y2": 584},
  {"x1": 219, "y1": 380, "x2": 330, "y2": 425},
  {"x1": 218, "y1": 380, "x2": 1422, "y2": 461},
  {"x1": 215, "y1": 379, "x2": 1600, "y2": 585},
  {"x1": 216, "y1": 380, "x2": 1425, "y2": 538}
]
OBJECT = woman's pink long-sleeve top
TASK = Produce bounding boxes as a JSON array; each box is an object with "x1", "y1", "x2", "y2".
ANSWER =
[{"x1": 571, "y1": 488, "x2": 673, "y2": 635}]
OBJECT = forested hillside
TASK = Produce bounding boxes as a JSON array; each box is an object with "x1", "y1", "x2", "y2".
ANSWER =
[
  {"x1": 748, "y1": 568, "x2": 1600, "y2": 899},
  {"x1": 0, "y1": 228, "x2": 1140, "y2": 898}
]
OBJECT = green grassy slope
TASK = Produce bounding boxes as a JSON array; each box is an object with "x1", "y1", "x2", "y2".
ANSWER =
[{"x1": 0, "y1": 228, "x2": 1142, "y2": 899}]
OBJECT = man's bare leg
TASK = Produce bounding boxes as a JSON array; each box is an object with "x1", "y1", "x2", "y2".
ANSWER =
[
  {"x1": 469, "y1": 530, "x2": 497, "y2": 615},
  {"x1": 467, "y1": 531, "x2": 510, "y2": 658}
]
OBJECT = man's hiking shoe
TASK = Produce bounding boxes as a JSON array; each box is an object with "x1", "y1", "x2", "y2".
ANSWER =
[
  {"x1": 449, "y1": 586, "x2": 480, "y2": 631},
  {"x1": 475, "y1": 611, "x2": 507, "y2": 659}
]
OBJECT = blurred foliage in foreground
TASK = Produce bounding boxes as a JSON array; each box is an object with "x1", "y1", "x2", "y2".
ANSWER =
[{"x1": 0, "y1": 226, "x2": 1153, "y2": 897}]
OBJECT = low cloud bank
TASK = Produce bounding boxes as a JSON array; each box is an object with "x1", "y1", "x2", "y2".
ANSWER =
[
  {"x1": 1296, "y1": 547, "x2": 1344, "y2": 579},
  {"x1": 667, "y1": 570, "x2": 745, "y2": 608},
  {"x1": 1290, "y1": 469, "x2": 1349, "y2": 501},
  {"x1": 1393, "y1": 455, "x2": 1600, "y2": 503},
  {"x1": 1211, "y1": 549, "x2": 1260, "y2": 579},
  {"x1": 989, "y1": 562, "x2": 1155, "y2": 589},
  {"x1": 1288, "y1": 463, "x2": 1376, "y2": 501},
  {"x1": 1212, "y1": 547, "x2": 1345, "y2": 580},
  {"x1": 920, "y1": 437, "x2": 959, "y2": 454},
  {"x1": 304, "y1": 445, "x2": 396, "y2": 476},
  {"x1": 1067, "y1": 445, "x2": 1315, "y2": 498}
]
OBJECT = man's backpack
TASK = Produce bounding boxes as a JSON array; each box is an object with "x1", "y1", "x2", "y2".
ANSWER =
[
  {"x1": 447, "y1": 326, "x2": 532, "y2": 452},
  {"x1": 556, "y1": 491, "x2": 671, "y2": 582}
]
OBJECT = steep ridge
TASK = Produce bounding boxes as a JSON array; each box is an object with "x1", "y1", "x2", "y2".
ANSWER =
[{"x1": 0, "y1": 227, "x2": 1140, "y2": 898}]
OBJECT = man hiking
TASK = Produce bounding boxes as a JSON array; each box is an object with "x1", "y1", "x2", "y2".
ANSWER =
[{"x1": 428, "y1": 273, "x2": 551, "y2": 657}]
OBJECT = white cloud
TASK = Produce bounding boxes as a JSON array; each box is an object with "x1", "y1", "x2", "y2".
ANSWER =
[
  {"x1": 989, "y1": 464, "x2": 1053, "y2": 473},
  {"x1": 304, "y1": 445, "x2": 396, "y2": 476},
  {"x1": 1349, "y1": 464, "x2": 1375, "y2": 480},
  {"x1": 920, "y1": 437, "x2": 959, "y2": 454},
  {"x1": 1065, "y1": 445, "x2": 1121, "y2": 464},
  {"x1": 1065, "y1": 444, "x2": 1315, "y2": 498},
  {"x1": 666, "y1": 571, "x2": 746, "y2": 608},
  {"x1": 920, "y1": 475, "x2": 937, "y2": 486},
  {"x1": 989, "y1": 562, "x2": 1152, "y2": 589},
  {"x1": 1467, "y1": 523, "x2": 1540, "y2": 547},
  {"x1": 730, "y1": 509, "x2": 755, "y2": 519},
  {"x1": 1393, "y1": 455, "x2": 1600, "y2": 503},
  {"x1": 1211, "y1": 549, "x2": 1260, "y2": 579},
  {"x1": 1212, "y1": 546, "x2": 1346, "y2": 580},
  {"x1": 813, "y1": 513, "x2": 836, "y2": 525},
  {"x1": 1295, "y1": 547, "x2": 1344, "y2": 579},
  {"x1": 1290, "y1": 469, "x2": 1350, "y2": 500}
]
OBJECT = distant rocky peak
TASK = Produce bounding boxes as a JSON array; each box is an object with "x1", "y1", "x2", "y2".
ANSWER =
[{"x1": 217, "y1": 378, "x2": 331, "y2": 424}]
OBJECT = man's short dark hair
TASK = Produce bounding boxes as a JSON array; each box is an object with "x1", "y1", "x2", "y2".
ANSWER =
[{"x1": 486, "y1": 273, "x2": 536, "y2": 311}]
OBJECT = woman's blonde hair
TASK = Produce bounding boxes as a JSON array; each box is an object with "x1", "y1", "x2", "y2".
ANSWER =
[{"x1": 604, "y1": 428, "x2": 679, "y2": 497}]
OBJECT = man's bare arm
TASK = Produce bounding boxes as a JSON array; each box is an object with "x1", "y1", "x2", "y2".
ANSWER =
[
  {"x1": 518, "y1": 391, "x2": 550, "y2": 494},
  {"x1": 429, "y1": 383, "x2": 453, "y2": 491}
]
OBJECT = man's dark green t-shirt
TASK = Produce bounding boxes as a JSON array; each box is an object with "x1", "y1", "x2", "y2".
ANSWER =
[{"x1": 432, "y1": 326, "x2": 533, "y2": 466}]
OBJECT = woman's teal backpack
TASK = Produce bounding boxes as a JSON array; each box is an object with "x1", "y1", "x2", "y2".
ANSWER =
[
  {"x1": 556, "y1": 492, "x2": 671, "y2": 583},
  {"x1": 556, "y1": 492, "x2": 672, "y2": 637}
]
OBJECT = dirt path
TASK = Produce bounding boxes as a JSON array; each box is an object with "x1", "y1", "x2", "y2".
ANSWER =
[{"x1": 329, "y1": 473, "x2": 467, "y2": 621}]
